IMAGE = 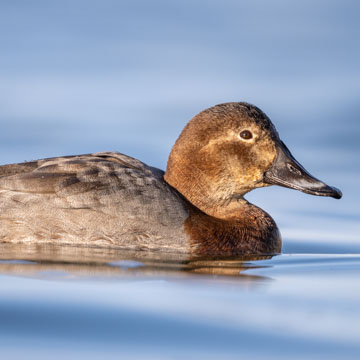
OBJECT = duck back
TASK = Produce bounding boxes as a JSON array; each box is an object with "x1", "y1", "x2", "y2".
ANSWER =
[{"x1": 0, "y1": 152, "x2": 190, "y2": 252}]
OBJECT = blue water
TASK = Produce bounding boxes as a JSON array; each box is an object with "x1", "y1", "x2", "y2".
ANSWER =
[
  {"x1": 0, "y1": 0, "x2": 359, "y2": 359},
  {"x1": 0, "y1": 248, "x2": 360, "y2": 359}
]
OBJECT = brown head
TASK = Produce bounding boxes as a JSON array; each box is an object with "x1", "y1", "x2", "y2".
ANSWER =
[{"x1": 164, "y1": 102, "x2": 342, "y2": 220}]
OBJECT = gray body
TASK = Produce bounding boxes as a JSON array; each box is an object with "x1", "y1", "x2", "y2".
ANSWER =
[{"x1": 0, "y1": 152, "x2": 190, "y2": 252}]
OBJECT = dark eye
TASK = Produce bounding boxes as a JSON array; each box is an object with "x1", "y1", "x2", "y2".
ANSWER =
[{"x1": 240, "y1": 130, "x2": 253, "y2": 140}]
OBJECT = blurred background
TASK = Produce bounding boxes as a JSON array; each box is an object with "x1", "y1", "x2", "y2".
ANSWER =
[
  {"x1": 0, "y1": 2, "x2": 360, "y2": 359},
  {"x1": 1, "y1": 0, "x2": 359, "y2": 253}
]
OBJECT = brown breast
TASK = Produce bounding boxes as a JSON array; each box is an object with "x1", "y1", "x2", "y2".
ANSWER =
[{"x1": 184, "y1": 201, "x2": 282, "y2": 256}]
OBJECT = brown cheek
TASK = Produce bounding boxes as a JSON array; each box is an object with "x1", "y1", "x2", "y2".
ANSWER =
[
  {"x1": 233, "y1": 139, "x2": 276, "y2": 185},
  {"x1": 197, "y1": 147, "x2": 225, "y2": 178},
  {"x1": 197, "y1": 138, "x2": 276, "y2": 186},
  {"x1": 254, "y1": 140, "x2": 277, "y2": 171},
  {"x1": 232, "y1": 146, "x2": 260, "y2": 184}
]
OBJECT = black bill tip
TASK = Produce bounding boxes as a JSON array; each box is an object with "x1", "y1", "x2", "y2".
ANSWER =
[
  {"x1": 295, "y1": 182, "x2": 343, "y2": 199},
  {"x1": 332, "y1": 187, "x2": 343, "y2": 199},
  {"x1": 315, "y1": 185, "x2": 342, "y2": 199}
]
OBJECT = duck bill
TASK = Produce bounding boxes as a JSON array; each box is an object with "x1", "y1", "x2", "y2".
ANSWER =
[{"x1": 264, "y1": 141, "x2": 342, "y2": 199}]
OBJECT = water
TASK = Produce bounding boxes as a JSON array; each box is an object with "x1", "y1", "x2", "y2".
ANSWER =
[
  {"x1": 0, "y1": 246, "x2": 360, "y2": 359},
  {"x1": 0, "y1": 0, "x2": 360, "y2": 359}
]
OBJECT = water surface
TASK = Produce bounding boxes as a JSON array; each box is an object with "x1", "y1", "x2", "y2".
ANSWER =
[
  {"x1": 0, "y1": 0, "x2": 359, "y2": 359},
  {"x1": 0, "y1": 245, "x2": 359, "y2": 359}
]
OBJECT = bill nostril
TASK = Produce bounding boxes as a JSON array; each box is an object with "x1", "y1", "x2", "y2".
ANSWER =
[{"x1": 287, "y1": 163, "x2": 302, "y2": 176}]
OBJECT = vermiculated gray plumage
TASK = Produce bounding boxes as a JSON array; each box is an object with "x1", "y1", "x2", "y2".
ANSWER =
[{"x1": 0, "y1": 152, "x2": 190, "y2": 251}]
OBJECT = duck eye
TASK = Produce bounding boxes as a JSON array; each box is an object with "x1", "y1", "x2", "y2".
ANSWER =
[{"x1": 239, "y1": 130, "x2": 253, "y2": 140}]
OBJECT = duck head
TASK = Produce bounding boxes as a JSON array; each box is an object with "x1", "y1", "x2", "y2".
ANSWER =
[{"x1": 164, "y1": 102, "x2": 342, "y2": 220}]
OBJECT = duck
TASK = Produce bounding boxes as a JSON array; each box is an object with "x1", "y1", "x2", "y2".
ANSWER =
[{"x1": 0, "y1": 102, "x2": 342, "y2": 256}]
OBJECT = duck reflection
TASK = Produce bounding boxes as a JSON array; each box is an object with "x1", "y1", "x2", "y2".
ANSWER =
[{"x1": 0, "y1": 243, "x2": 272, "y2": 282}]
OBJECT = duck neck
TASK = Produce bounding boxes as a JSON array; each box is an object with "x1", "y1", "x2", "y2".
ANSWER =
[
  {"x1": 165, "y1": 163, "x2": 281, "y2": 255},
  {"x1": 164, "y1": 159, "x2": 244, "y2": 220}
]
